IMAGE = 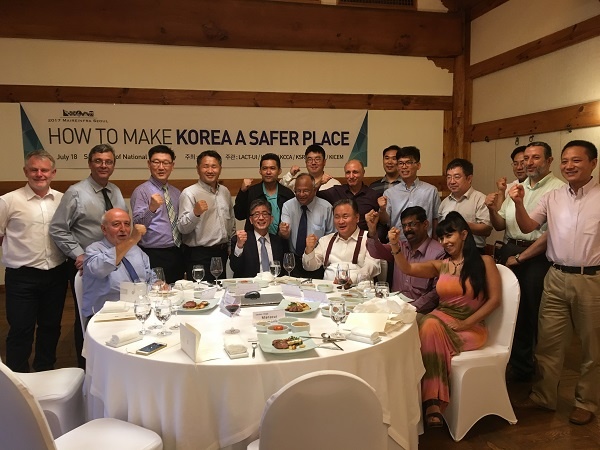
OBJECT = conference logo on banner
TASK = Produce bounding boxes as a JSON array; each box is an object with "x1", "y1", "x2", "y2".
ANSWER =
[{"x1": 20, "y1": 103, "x2": 368, "y2": 169}]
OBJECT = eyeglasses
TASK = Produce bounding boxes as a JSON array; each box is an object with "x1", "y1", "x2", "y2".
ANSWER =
[
  {"x1": 251, "y1": 212, "x2": 272, "y2": 218},
  {"x1": 512, "y1": 161, "x2": 525, "y2": 167},
  {"x1": 398, "y1": 160, "x2": 416, "y2": 167},
  {"x1": 150, "y1": 160, "x2": 173, "y2": 167},
  {"x1": 401, "y1": 221, "x2": 422, "y2": 229},
  {"x1": 91, "y1": 159, "x2": 114, "y2": 167},
  {"x1": 306, "y1": 157, "x2": 323, "y2": 163}
]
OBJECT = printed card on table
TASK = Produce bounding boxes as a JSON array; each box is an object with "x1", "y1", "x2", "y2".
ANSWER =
[
  {"x1": 234, "y1": 282, "x2": 259, "y2": 296},
  {"x1": 252, "y1": 309, "x2": 285, "y2": 324},
  {"x1": 302, "y1": 290, "x2": 328, "y2": 303},
  {"x1": 281, "y1": 284, "x2": 302, "y2": 298}
]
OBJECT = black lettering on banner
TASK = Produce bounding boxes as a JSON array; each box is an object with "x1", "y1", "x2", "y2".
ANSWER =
[{"x1": 235, "y1": 130, "x2": 246, "y2": 145}]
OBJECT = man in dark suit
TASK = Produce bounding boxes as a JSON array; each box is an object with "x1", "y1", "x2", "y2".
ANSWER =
[{"x1": 230, "y1": 199, "x2": 285, "y2": 278}]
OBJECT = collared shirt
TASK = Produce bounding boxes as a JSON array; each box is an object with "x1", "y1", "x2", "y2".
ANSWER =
[
  {"x1": 530, "y1": 178, "x2": 600, "y2": 266},
  {"x1": 369, "y1": 176, "x2": 401, "y2": 195},
  {"x1": 366, "y1": 236, "x2": 446, "y2": 314},
  {"x1": 439, "y1": 187, "x2": 491, "y2": 248},
  {"x1": 262, "y1": 184, "x2": 281, "y2": 235},
  {"x1": 281, "y1": 196, "x2": 334, "y2": 254},
  {"x1": 499, "y1": 173, "x2": 564, "y2": 241},
  {"x1": 0, "y1": 184, "x2": 66, "y2": 270},
  {"x1": 177, "y1": 180, "x2": 235, "y2": 247},
  {"x1": 130, "y1": 177, "x2": 181, "y2": 248},
  {"x1": 317, "y1": 183, "x2": 381, "y2": 234},
  {"x1": 280, "y1": 172, "x2": 341, "y2": 191},
  {"x1": 383, "y1": 178, "x2": 440, "y2": 237},
  {"x1": 82, "y1": 238, "x2": 151, "y2": 317},
  {"x1": 49, "y1": 176, "x2": 127, "y2": 259},
  {"x1": 233, "y1": 230, "x2": 274, "y2": 267},
  {"x1": 303, "y1": 228, "x2": 381, "y2": 281}
]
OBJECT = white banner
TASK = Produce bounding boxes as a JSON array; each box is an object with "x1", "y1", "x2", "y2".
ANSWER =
[{"x1": 20, "y1": 103, "x2": 368, "y2": 169}]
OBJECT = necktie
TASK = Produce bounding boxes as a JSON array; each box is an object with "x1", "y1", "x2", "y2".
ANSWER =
[
  {"x1": 163, "y1": 185, "x2": 181, "y2": 247},
  {"x1": 121, "y1": 257, "x2": 140, "y2": 282},
  {"x1": 296, "y1": 205, "x2": 308, "y2": 256},
  {"x1": 101, "y1": 188, "x2": 113, "y2": 211},
  {"x1": 259, "y1": 236, "x2": 270, "y2": 272}
]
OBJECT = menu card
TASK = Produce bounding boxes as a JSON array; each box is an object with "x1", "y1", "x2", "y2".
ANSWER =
[
  {"x1": 180, "y1": 322, "x2": 222, "y2": 363},
  {"x1": 252, "y1": 309, "x2": 285, "y2": 324},
  {"x1": 303, "y1": 290, "x2": 328, "y2": 303}
]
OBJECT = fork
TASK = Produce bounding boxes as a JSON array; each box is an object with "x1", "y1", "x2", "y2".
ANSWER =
[{"x1": 248, "y1": 338, "x2": 258, "y2": 358}]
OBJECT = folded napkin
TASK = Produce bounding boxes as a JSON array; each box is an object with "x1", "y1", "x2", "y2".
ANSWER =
[
  {"x1": 174, "y1": 280, "x2": 195, "y2": 290},
  {"x1": 352, "y1": 296, "x2": 417, "y2": 324},
  {"x1": 224, "y1": 335, "x2": 248, "y2": 358},
  {"x1": 106, "y1": 330, "x2": 142, "y2": 348},
  {"x1": 346, "y1": 327, "x2": 381, "y2": 345},
  {"x1": 98, "y1": 301, "x2": 129, "y2": 314}
]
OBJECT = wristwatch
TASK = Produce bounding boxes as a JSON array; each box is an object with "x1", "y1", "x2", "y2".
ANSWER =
[{"x1": 514, "y1": 253, "x2": 521, "y2": 264}]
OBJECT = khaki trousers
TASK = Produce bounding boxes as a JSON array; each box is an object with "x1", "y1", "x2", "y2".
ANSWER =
[{"x1": 530, "y1": 267, "x2": 600, "y2": 412}]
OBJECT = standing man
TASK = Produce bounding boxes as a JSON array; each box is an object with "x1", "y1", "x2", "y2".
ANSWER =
[
  {"x1": 50, "y1": 144, "x2": 126, "y2": 368},
  {"x1": 439, "y1": 158, "x2": 492, "y2": 253},
  {"x1": 0, "y1": 150, "x2": 68, "y2": 372},
  {"x1": 488, "y1": 146, "x2": 528, "y2": 211},
  {"x1": 486, "y1": 142, "x2": 564, "y2": 382},
  {"x1": 280, "y1": 144, "x2": 341, "y2": 191},
  {"x1": 365, "y1": 206, "x2": 446, "y2": 314},
  {"x1": 230, "y1": 199, "x2": 286, "y2": 278},
  {"x1": 130, "y1": 145, "x2": 183, "y2": 284},
  {"x1": 234, "y1": 153, "x2": 294, "y2": 234},
  {"x1": 378, "y1": 146, "x2": 440, "y2": 239},
  {"x1": 280, "y1": 173, "x2": 334, "y2": 279},
  {"x1": 511, "y1": 140, "x2": 600, "y2": 426},
  {"x1": 369, "y1": 145, "x2": 402, "y2": 195},
  {"x1": 178, "y1": 150, "x2": 235, "y2": 282}
]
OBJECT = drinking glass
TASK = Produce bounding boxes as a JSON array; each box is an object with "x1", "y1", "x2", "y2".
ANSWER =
[
  {"x1": 192, "y1": 265, "x2": 205, "y2": 291},
  {"x1": 375, "y1": 281, "x2": 390, "y2": 298},
  {"x1": 283, "y1": 253, "x2": 295, "y2": 277},
  {"x1": 356, "y1": 273, "x2": 374, "y2": 298},
  {"x1": 147, "y1": 268, "x2": 165, "y2": 329},
  {"x1": 168, "y1": 284, "x2": 183, "y2": 330},
  {"x1": 223, "y1": 292, "x2": 241, "y2": 334},
  {"x1": 269, "y1": 260, "x2": 281, "y2": 285},
  {"x1": 329, "y1": 298, "x2": 346, "y2": 339},
  {"x1": 210, "y1": 257, "x2": 223, "y2": 289},
  {"x1": 336, "y1": 263, "x2": 350, "y2": 288},
  {"x1": 154, "y1": 296, "x2": 172, "y2": 336},
  {"x1": 134, "y1": 295, "x2": 152, "y2": 335}
]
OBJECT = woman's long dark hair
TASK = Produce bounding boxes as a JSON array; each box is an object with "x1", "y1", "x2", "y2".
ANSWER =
[{"x1": 436, "y1": 211, "x2": 488, "y2": 300}]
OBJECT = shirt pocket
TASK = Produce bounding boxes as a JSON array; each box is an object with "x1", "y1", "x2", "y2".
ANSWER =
[{"x1": 584, "y1": 214, "x2": 600, "y2": 235}]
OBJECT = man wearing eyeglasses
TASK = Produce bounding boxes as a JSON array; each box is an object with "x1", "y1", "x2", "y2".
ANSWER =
[
  {"x1": 50, "y1": 144, "x2": 126, "y2": 368},
  {"x1": 130, "y1": 145, "x2": 184, "y2": 284},
  {"x1": 486, "y1": 146, "x2": 528, "y2": 212},
  {"x1": 230, "y1": 199, "x2": 285, "y2": 278},
  {"x1": 280, "y1": 144, "x2": 341, "y2": 191}
]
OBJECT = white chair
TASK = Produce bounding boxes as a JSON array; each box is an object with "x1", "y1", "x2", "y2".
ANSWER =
[
  {"x1": 74, "y1": 271, "x2": 85, "y2": 333},
  {"x1": 442, "y1": 264, "x2": 521, "y2": 441},
  {"x1": 0, "y1": 361, "x2": 163, "y2": 450},
  {"x1": 247, "y1": 370, "x2": 388, "y2": 450}
]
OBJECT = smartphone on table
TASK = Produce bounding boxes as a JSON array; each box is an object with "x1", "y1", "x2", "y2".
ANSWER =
[{"x1": 136, "y1": 342, "x2": 167, "y2": 356}]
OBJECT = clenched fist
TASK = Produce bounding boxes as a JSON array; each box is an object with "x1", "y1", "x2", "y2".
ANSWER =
[
  {"x1": 305, "y1": 234, "x2": 318, "y2": 254},
  {"x1": 149, "y1": 193, "x2": 164, "y2": 213},
  {"x1": 132, "y1": 224, "x2": 147, "y2": 243},
  {"x1": 377, "y1": 196, "x2": 387, "y2": 209},
  {"x1": 279, "y1": 222, "x2": 290, "y2": 239},
  {"x1": 236, "y1": 230, "x2": 248, "y2": 248},
  {"x1": 240, "y1": 178, "x2": 253, "y2": 192},
  {"x1": 290, "y1": 165, "x2": 301, "y2": 176}
]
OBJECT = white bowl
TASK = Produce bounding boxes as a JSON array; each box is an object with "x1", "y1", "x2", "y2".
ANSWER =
[
  {"x1": 317, "y1": 283, "x2": 334, "y2": 293},
  {"x1": 290, "y1": 321, "x2": 310, "y2": 333},
  {"x1": 267, "y1": 324, "x2": 289, "y2": 334},
  {"x1": 255, "y1": 321, "x2": 270, "y2": 332}
]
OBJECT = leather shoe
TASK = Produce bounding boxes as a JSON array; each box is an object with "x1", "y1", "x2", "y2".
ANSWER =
[
  {"x1": 569, "y1": 407, "x2": 594, "y2": 425},
  {"x1": 512, "y1": 397, "x2": 553, "y2": 411}
]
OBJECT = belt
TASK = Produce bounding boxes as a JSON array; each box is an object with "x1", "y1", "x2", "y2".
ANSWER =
[
  {"x1": 507, "y1": 238, "x2": 536, "y2": 248},
  {"x1": 552, "y1": 264, "x2": 600, "y2": 275}
]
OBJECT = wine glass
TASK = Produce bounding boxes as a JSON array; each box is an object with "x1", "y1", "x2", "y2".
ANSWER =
[
  {"x1": 168, "y1": 284, "x2": 183, "y2": 330},
  {"x1": 283, "y1": 253, "x2": 295, "y2": 278},
  {"x1": 134, "y1": 295, "x2": 152, "y2": 335},
  {"x1": 329, "y1": 298, "x2": 346, "y2": 339},
  {"x1": 357, "y1": 273, "x2": 375, "y2": 299},
  {"x1": 210, "y1": 257, "x2": 223, "y2": 289},
  {"x1": 269, "y1": 260, "x2": 281, "y2": 285},
  {"x1": 192, "y1": 265, "x2": 205, "y2": 290},
  {"x1": 147, "y1": 268, "x2": 165, "y2": 329},
  {"x1": 375, "y1": 281, "x2": 390, "y2": 298},
  {"x1": 154, "y1": 296, "x2": 172, "y2": 336},
  {"x1": 336, "y1": 263, "x2": 350, "y2": 288},
  {"x1": 223, "y1": 292, "x2": 242, "y2": 334}
]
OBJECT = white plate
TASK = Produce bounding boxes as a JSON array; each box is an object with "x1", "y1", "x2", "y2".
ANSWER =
[
  {"x1": 178, "y1": 298, "x2": 219, "y2": 314},
  {"x1": 258, "y1": 333, "x2": 317, "y2": 354},
  {"x1": 276, "y1": 300, "x2": 321, "y2": 315}
]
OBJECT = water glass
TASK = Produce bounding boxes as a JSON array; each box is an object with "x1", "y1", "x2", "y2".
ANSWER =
[
  {"x1": 329, "y1": 298, "x2": 346, "y2": 339},
  {"x1": 375, "y1": 281, "x2": 390, "y2": 298}
]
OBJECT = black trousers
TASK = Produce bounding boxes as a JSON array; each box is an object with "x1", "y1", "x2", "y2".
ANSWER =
[
  {"x1": 182, "y1": 244, "x2": 229, "y2": 283},
  {"x1": 66, "y1": 258, "x2": 86, "y2": 369},
  {"x1": 139, "y1": 246, "x2": 185, "y2": 284},
  {"x1": 5, "y1": 262, "x2": 68, "y2": 372}
]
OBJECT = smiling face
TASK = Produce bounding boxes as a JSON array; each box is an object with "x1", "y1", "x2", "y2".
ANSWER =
[
  {"x1": 88, "y1": 151, "x2": 115, "y2": 186},
  {"x1": 401, "y1": 215, "x2": 429, "y2": 248},
  {"x1": 446, "y1": 167, "x2": 472, "y2": 197},
  {"x1": 249, "y1": 204, "x2": 273, "y2": 235},
  {"x1": 438, "y1": 229, "x2": 468, "y2": 258},
  {"x1": 148, "y1": 152, "x2": 174, "y2": 184},
  {"x1": 383, "y1": 149, "x2": 399, "y2": 177},
  {"x1": 102, "y1": 209, "x2": 132, "y2": 246},
  {"x1": 344, "y1": 160, "x2": 364, "y2": 190},
  {"x1": 197, "y1": 156, "x2": 222, "y2": 188},
  {"x1": 259, "y1": 159, "x2": 281, "y2": 184},
  {"x1": 560, "y1": 146, "x2": 597, "y2": 190},
  {"x1": 305, "y1": 151, "x2": 326, "y2": 177},
  {"x1": 511, "y1": 152, "x2": 527, "y2": 182},
  {"x1": 294, "y1": 175, "x2": 316, "y2": 206},
  {"x1": 24, "y1": 156, "x2": 56, "y2": 196},
  {"x1": 524, "y1": 146, "x2": 552, "y2": 183},
  {"x1": 333, "y1": 203, "x2": 359, "y2": 240},
  {"x1": 398, "y1": 156, "x2": 421, "y2": 184}
]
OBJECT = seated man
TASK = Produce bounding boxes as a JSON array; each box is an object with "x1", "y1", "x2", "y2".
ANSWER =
[
  {"x1": 230, "y1": 199, "x2": 286, "y2": 278},
  {"x1": 303, "y1": 199, "x2": 380, "y2": 282},
  {"x1": 366, "y1": 206, "x2": 446, "y2": 314},
  {"x1": 83, "y1": 208, "x2": 151, "y2": 323}
]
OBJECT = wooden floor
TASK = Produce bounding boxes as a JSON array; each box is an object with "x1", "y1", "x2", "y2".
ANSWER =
[{"x1": 1, "y1": 291, "x2": 599, "y2": 449}]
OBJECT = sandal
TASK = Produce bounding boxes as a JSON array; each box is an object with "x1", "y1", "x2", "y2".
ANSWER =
[{"x1": 423, "y1": 399, "x2": 444, "y2": 428}]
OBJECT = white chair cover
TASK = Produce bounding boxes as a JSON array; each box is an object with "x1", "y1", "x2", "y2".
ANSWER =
[
  {"x1": 442, "y1": 264, "x2": 521, "y2": 441},
  {"x1": 74, "y1": 271, "x2": 85, "y2": 332},
  {"x1": 248, "y1": 370, "x2": 388, "y2": 450}
]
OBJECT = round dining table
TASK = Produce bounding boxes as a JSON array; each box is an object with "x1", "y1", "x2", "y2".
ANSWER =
[{"x1": 83, "y1": 280, "x2": 425, "y2": 450}]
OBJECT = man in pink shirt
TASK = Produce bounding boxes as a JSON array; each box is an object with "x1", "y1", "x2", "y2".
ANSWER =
[{"x1": 510, "y1": 139, "x2": 600, "y2": 426}]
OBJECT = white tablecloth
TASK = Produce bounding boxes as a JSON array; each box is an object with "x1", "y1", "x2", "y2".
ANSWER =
[{"x1": 83, "y1": 283, "x2": 425, "y2": 450}]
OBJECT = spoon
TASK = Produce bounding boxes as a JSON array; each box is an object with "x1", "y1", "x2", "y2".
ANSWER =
[
  {"x1": 320, "y1": 333, "x2": 344, "y2": 351},
  {"x1": 251, "y1": 341, "x2": 258, "y2": 358}
]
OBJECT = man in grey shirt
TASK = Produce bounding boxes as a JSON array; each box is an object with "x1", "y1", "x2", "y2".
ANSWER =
[{"x1": 49, "y1": 144, "x2": 126, "y2": 367}]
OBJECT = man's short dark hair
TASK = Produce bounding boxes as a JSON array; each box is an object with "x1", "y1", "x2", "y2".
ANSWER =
[
  {"x1": 526, "y1": 141, "x2": 552, "y2": 159},
  {"x1": 400, "y1": 206, "x2": 427, "y2": 223},
  {"x1": 197, "y1": 150, "x2": 222, "y2": 166},
  {"x1": 249, "y1": 198, "x2": 272, "y2": 214},
  {"x1": 398, "y1": 146, "x2": 421, "y2": 163},
  {"x1": 383, "y1": 145, "x2": 401, "y2": 157},
  {"x1": 148, "y1": 145, "x2": 175, "y2": 161},
  {"x1": 561, "y1": 140, "x2": 598, "y2": 160},
  {"x1": 510, "y1": 146, "x2": 527, "y2": 160},
  {"x1": 305, "y1": 145, "x2": 326, "y2": 158},
  {"x1": 260, "y1": 153, "x2": 281, "y2": 169},
  {"x1": 88, "y1": 144, "x2": 115, "y2": 162},
  {"x1": 333, "y1": 198, "x2": 359, "y2": 215},
  {"x1": 446, "y1": 158, "x2": 473, "y2": 177}
]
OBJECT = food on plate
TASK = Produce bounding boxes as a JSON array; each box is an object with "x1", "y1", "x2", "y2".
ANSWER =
[
  {"x1": 272, "y1": 336, "x2": 305, "y2": 350},
  {"x1": 285, "y1": 301, "x2": 310, "y2": 312},
  {"x1": 271, "y1": 325, "x2": 284, "y2": 331},
  {"x1": 182, "y1": 300, "x2": 210, "y2": 310}
]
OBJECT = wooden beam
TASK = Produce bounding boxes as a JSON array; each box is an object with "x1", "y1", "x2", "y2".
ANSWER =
[
  {"x1": 467, "y1": 100, "x2": 600, "y2": 143},
  {"x1": 469, "y1": 14, "x2": 600, "y2": 79},
  {"x1": 0, "y1": 85, "x2": 453, "y2": 111},
  {"x1": 0, "y1": 0, "x2": 463, "y2": 57},
  {"x1": 469, "y1": 0, "x2": 508, "y2": 21}
]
